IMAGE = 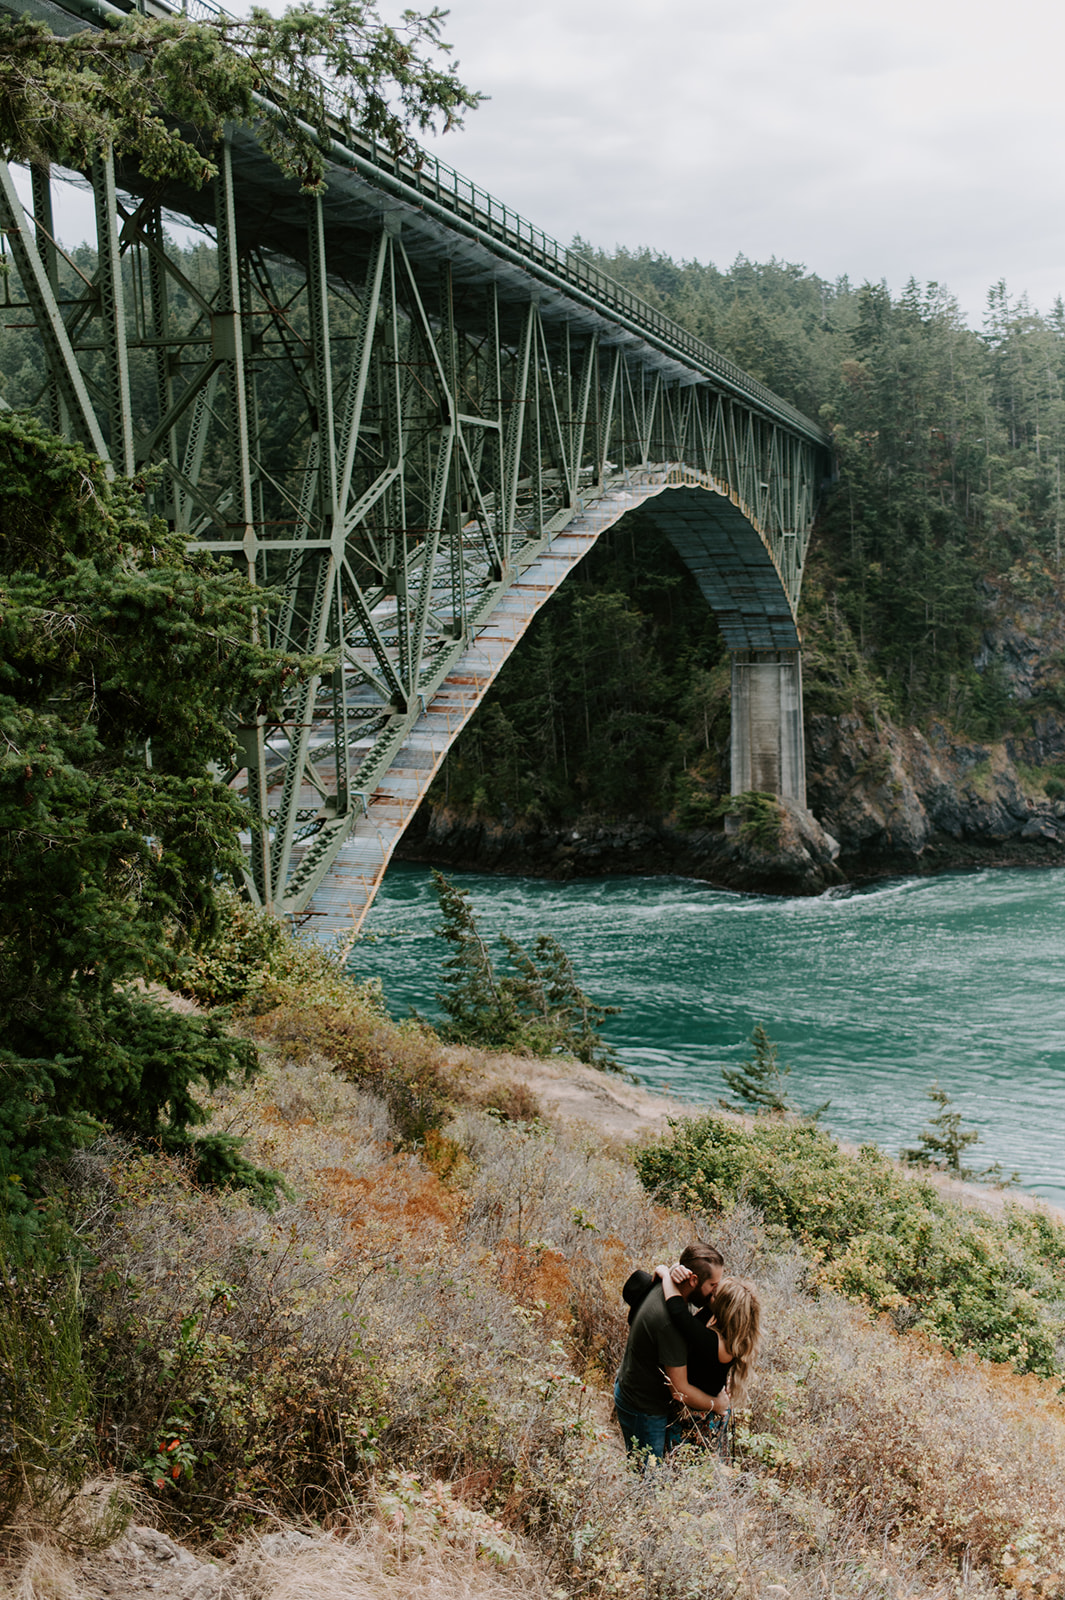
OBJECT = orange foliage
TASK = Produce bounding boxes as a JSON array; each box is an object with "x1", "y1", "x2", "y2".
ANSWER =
[
  {"x1": 259, "y1": 1102, "x2": 316, "y2": 1128},
  {"x1": 496, "y1": 1243, "x2": 572, "y2": 1337},
  {"x1": 316, "y1": 1160, "x2": 456, "y2": 1254}
]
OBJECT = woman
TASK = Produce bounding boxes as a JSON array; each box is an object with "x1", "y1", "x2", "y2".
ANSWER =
[{"x1": 652, "y1": 1263, "x2": 761, "y2": 1457}]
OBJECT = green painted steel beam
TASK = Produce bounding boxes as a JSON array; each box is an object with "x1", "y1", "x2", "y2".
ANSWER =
[{"x1": 0, "y1": 0, "x2": 831, "y2": 926}]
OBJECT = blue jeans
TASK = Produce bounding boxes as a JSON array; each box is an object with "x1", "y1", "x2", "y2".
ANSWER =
[{"x1": 614, "y1": 1381, "x2": 670, "y2": 1460}]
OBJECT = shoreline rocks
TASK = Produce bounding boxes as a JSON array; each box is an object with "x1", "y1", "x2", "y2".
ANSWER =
[{"x1": 398, "y1": 707, "x2": 1065, "y2": 895}]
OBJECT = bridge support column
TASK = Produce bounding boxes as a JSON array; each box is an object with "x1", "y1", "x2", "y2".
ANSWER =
[{"x1": 730, "y1": 648, "x2": 806, "y2": 808}]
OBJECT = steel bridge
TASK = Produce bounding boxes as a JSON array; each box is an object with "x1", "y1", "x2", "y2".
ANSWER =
[{"x1": 0, "y1": 0, "x2": 831, "y2": 930}]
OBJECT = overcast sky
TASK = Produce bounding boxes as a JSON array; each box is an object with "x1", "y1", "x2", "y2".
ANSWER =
[
  {"x1": 411, "y1": 0, "x2": 1065, "y2": 324},
  {"x1": 23, "y1": 0, "x2": 1063, "y2": 326}
]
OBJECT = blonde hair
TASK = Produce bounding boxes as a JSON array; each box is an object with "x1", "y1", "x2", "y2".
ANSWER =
[{"x1": 712, "y1": 1277, "x2": 761, "y2": 1406}]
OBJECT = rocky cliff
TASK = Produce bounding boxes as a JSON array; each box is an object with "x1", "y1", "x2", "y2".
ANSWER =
[
  {"x1": 398, "y1": 579, "x2": 1065, "y2": 894},
  {"x1": 806, "y1": 712, "x2": 1065, "y2": 877},
  {"x1": 807, "y1": 576, "x2": 1065, "y2": 878}
]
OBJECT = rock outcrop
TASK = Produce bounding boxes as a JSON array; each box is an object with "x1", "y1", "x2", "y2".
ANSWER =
[
  {"x1": 805, "y1": 577, "x2": 1065, "y2": 876},
  {"x1": 806, "y1": 710, "x2": 1065, "y2": 876},
  {"x1": 398, "y1": 579, "x2": 1065, "y2": 893},
  {"x1": 399, "y1": 797, "x2": 846, "y2": 896}
]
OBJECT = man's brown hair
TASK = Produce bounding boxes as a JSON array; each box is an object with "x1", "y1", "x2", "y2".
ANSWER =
[{"x1": 678, "y1": 1241, "x2": 724, "y2": 1287}]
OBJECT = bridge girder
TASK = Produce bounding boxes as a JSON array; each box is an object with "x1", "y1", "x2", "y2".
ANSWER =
[{"x1": 0, "y1": 47, "x2": 829, "y2": 928}]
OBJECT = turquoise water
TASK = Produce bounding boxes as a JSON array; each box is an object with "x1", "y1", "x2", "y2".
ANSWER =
[{"x1": 355, "y1": 863, "x2": 1065, "y2": 1206}]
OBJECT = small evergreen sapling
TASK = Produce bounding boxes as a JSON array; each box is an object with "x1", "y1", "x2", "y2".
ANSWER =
[
  {"x1": 899, "y1": 1082, "x2": 1017, "y2": 1181},
  {"x1": 720, "y1": 1025, "x2": 794, "y2": 1114},
  {"x1": 902, "y1": 1082, "x2": 978, "y2": 1173},
  {"x1": 431, "y1": 871, "x2": 621, "y2": 1069},
  {"x1": 719, "y1": 1025, "x2": 829, "y2": 1120}
]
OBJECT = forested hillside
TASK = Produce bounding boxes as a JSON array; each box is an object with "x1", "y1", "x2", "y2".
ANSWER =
[
  {"x1": 6, "y1": 232, "x2": 1065, "y2": 881},
  {"x1": 409, "y1": 251, "x2": 1065, "y2": 882}
]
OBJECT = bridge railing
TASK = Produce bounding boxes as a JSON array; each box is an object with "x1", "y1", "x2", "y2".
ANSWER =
[
  {"x1": 345, "y1": 137, "x2": 823, "y2": 436},
  {"x1": 63, "y1": 0, "x2": 827, "y2": 446},
  {"x1": 311, "y1": 126, "x2": 827, "y2": 447}
]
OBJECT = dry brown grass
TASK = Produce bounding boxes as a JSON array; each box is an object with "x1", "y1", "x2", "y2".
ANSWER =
[
  {"x1": 228, "y1": 1525, "x2": 556, "y2": 1600},
  {"x1": 521, "y1": 1433, "x2": 1007, "y2": 1600},
  {"x1": 1, "y1": 1540, "x2": 80, "y2": 1600},
  {"x1": 216, "y1": 1051, "x2": 1065, "y2": 1594},
  {"x1": 210, "y1": 1050, "x2": 1065, "y2": 1595},
  {"x1": 8, "y1": 1023, "x2": 1062, "y2": 1600},
  {"x1": 0, "y1": 1502, "x2": 560, "y2": 1600},
  {"x1": 745, "y1": 1267, "x2": 1065, "y2": 1591}
]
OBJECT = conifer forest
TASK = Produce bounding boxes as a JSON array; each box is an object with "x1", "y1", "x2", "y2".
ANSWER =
[{"x1": 425, "y1": 250, "x2": 1065, "y2": 827}]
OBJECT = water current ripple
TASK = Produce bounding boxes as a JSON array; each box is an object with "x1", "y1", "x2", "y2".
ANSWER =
[{"x1": 355, "y1": 863, "x2": 1065, "y2": 1205}]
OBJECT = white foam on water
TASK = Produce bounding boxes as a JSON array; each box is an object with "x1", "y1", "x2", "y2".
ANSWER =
[{"x1": 357, "y1": 862, "x2": 1065, "y2": 1201}]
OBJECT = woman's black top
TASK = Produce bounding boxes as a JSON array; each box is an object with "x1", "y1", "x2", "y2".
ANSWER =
[{"x1": 665, "y1": 1296, "x2": 731, "y2": 1397}]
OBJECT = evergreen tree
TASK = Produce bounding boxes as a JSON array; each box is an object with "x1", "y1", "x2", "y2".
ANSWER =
[
  {"x1": 431, "y1": 869, "x2": 523, "y2": 1050},
  {"x1": 431, "y1": 871, "x2": 621, "y2": 1068},
  {"x1": 901, "y1": 1083, "x2": 982, "y2": 1174},
  {"x1": 719, "y1": 1025, "x2": 794, "y2": 1114},
  {"x1": 719, "y1": 1025, "x2": 828, "y2": 1120},
  {"x1": 0, "y1": 0, "x2": 481, "y2": 193},
  {"x1": 499, "y1": 932, "x2": 620, "y2": 1069},
  {"x1": 0, "y1": 414, "x2": 312, "y2": 1226}
]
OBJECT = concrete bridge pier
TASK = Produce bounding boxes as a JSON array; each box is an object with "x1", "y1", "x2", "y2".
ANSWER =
[{"x1": 730, "y1": 648, "x2": 806, "y2": 808}]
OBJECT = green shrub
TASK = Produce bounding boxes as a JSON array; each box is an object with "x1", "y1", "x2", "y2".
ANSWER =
[
  {"x1": 635, "y1": 1112, "x2": 1065, "y2": 1374},
  {"x1": 307, "y1": 1007, "x2": 451, "y2": 1145},
  {"x1": 717, "y1": 790, "x2": 785, "y2": 850},
  {"x1": 674, "y1": 770, "x2": 721, "y2": 828},
  {"x1": 0, "y1": 1221, "x2": 94, "y2": 1531},
  {"x1": 176, "y1": 886, "x2": 355, "y2": 1011}
]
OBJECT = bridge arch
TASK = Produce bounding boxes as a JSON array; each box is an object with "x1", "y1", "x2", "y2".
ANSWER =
[
  {"x1": 0, "y1": 0, "x2": 830, "y2": 928},
  {"x1": 304, "y1": 468, "x2": 808, "y2": 931},
  {"x1": 634, "y1": 484, "x2": 807, "y2": 812}
]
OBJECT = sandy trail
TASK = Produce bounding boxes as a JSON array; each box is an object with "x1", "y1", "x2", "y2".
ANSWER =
[{"x1": 454, "y1": 1046, "x2": 1065, "y2": 1226}]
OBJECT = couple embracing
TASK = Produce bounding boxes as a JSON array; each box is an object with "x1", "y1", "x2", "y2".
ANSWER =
[{"x1": 614, "y1": 1242, "x2": 760, "y2": 1461}]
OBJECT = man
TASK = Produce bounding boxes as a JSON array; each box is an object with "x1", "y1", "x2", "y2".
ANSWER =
[{"x1": 614, "y1": 1242, "x2": 724, "y2": 1460}]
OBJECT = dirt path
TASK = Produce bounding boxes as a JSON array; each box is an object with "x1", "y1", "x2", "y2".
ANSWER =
[
  {"x1": 453, "y1": 1045, "x2": 1065, "y2": 1226},
  {"x1": 456, "y1": 1047, "x2": 697, "y2": 1143}
]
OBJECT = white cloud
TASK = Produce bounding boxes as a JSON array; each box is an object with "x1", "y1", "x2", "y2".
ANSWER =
[
  {"x1": 419, "y1": 0, "x2": 1065, "y2": 319},
  {"x1": 25, "y1": 0, "x2": 1065, "y2": 324}
]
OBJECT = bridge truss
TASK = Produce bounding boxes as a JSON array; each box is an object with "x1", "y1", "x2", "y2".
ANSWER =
[{"x1": 0, "y1": 0, "x2": 829, "y2": 929}]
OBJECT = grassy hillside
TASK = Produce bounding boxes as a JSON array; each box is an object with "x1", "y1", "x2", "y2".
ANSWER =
[{"x1": 4, "y1": 907, "x2": 1065, "y2": 1600}]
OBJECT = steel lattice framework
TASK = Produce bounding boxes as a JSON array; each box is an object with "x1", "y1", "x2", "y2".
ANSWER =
[{"x1": 0, "y1": 0, "x2": 831, "y2": 928}]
